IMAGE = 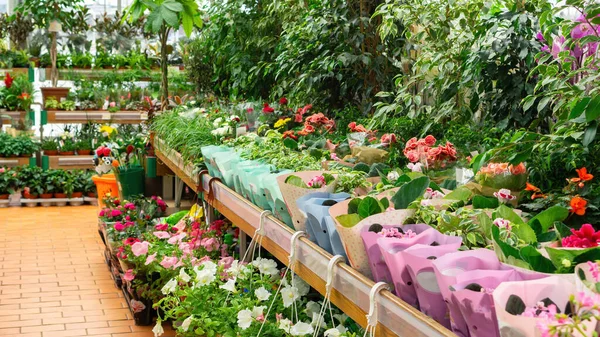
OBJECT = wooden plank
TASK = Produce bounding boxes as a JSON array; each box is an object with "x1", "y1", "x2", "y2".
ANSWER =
[
  {"x1": 47, "y1": 155, "x2": 94, "y2": 170},
  {"x1": 155, "y1": 148, "x2": 199, "y2": 190},
  {"x1": 1, "y1": 111, "x2": 27, "y2": 125},
  {"x1": 45, "y1": 110, "x2": 147, "y2": 124},
  {"x1": 0, "y1": 157, "x2": 31, "y2": 167}
]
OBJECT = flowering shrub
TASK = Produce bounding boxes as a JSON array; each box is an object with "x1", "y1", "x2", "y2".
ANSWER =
[{"x1": 476, "y1": 162, "x2": 527, "y2": 191}]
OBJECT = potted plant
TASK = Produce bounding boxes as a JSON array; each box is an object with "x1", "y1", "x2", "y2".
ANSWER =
[
  {"x1": 59, "y1": 140, "x2": 76, "y2": 155},
  {"x1": 75, "y1": 139, "x2": 92, "y2": 155},
  {"x1": 15, "y1": 0, "x2": 85, "y2": 104},
  {"x1": 41, "y1": 138, "x2": 59, "y2": 155},
  {"x1": 70, "y1": 170, "x2": 86, "y2": 205},
  {"x1": 44, "y1": 96, "x2": 60, "y2": 110},
  {"x1": 39, "y1": 170, "x2": 56, "y2": 206},
  {"x1": 0, "y1": 167, "x2": 18, "y2": 205},
  {"x1": 59, "y1": 100, "x2": 76, "y2": 111},
  {"x1": 72, "y1": 52, "x2": 92, "y2": 69},
  {"x1": 18, "y1": 166, "x2": 44, "y2": 201}
]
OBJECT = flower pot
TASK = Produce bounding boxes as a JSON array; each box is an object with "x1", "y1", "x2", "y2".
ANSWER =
[
  {"x1": 71, "y1": 192, "x2": 83, "y2": 198},
  {"x1": 87, "y1": 192, "x2": 97, "y2": 198},
  {"x1": 58, "y1": 151, "x2": 75, "y2": 156},
  {"x1": 23, "y1": 193, "x2": 38, "y2": 199},
  {"x1": 40, "y1": 87, "x2": 70, "y2": 106},
  {"x1": 115, "y1": 166, "x2": 145, "y2": 200},
  {"x1": 77, "y1": 150, "x2": 92, "y2": 155},
  {"x1": 0, "y1": 194, "x2": 9, "y2": 200},
  {"x1": 40, "y1": 193, "x2": 53, "y2": 199},
  {"x1": 44, "y1": 150, "x2": 59, "y2": 156},
  {"x1": 54, "y1": 193, "x2": 67, "y2": 198}
]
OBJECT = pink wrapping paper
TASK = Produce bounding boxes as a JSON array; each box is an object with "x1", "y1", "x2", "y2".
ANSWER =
[
  {"x1": 399, "y1": 240, "x2": 462, "y2": 328},
  {"x1": 277, "y1": 171, "x2": 337, "y2": 232},
  {"x1": 492, "y1": 276, "x2": 595, "y2": 337},
  {"x1": 432, "y1": 249, "x2": 505, "y2": 335},
  {"x1": 360, "y1": 223, "x2": 431, "y2": 283},
  {"x1": 451, "y1": 269, "x2": 547, "y2": 337}
]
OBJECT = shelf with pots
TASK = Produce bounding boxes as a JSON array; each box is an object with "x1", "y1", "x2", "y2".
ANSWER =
[
  {"x1": 42, "y1": 110, "x2": 148, "y2": 124},
  {"x1": 153, "y1": 143, "x2": 454, "y2": 337}
]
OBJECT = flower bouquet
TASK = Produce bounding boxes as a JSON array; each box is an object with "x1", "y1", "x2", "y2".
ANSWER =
[
  {"x1": 492, "y1": 276, "x2": 597, "y2": 337},
  {"x1": 296, "y1": 192, "x2": 351, "y2": 257},
  {"x1": 476, "y1": 162, "x2": 527, "y2": 196},
  {"x1": 403, "y1": 135, "x2": 458, "y2": 183},
  {"x1": 277, "y1": 171, "x2": 337, "y2": 231}
]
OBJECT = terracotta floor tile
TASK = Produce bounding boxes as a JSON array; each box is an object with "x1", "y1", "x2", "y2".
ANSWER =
[{"x1": 0, "y1": 206, "x2": 161, "y2": 337}]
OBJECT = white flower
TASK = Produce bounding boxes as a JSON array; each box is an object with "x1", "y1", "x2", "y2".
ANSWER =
[
  {"x1": 279, "y1": 318, "x2": 292, "y2": 333},
  {"x1": 161, "y1": 278, "x2": 177, "y2": 295},
  {"x1": 152, "y1": 321, "x2": 164, "y2": 336},
  {"x1": 494, "y1": 188, "x2": 516, "y2": 204},
  {"x1": 251, "y1": 306, "x2": 266, "y2": 318},
  {"x1": 281, "y1": 286, "x2": 299, "y2": 308},
  {"x1": 407, "y1": 162, "x2": 423, "y2": 173},
  {"x1": 213, "y1": 117, "x2": 223, "y2": 127},
  {"x1": 310, "y1": 312, "x2": 326, "y2": 328},
  {"x1": 181, "y1": 315, "x2": 193, "y2": 332},
  {"x1": 290, "y1": 321, "x2": 314, "y2": 336},
  {"x1": 333, "y1": 313, "x2": 348, "y2": 324},
  {"x1": 336, "y1": 324, "x2": 348, "y2": 333},
  {"x1": 292, "y1": 277, "x2": 310, "y2": 297},
  {"x1": 305, "y1": 301, "x2": 320, "y2": 316},
  {"x1": 237, "y1": 309, "x2": 253, "y2": 330},
  {"x1": 195, "y1": 269, "x2": 216, "y2": 287},
  {"x1": 179, "y1": 268, "x2": 191, "y2": 283},
  {"x1": 219, "y1": 278, "x2": 236, "y2": 292},
  {"x1": 387, "y1": 171, "x2": 400, "y2": 181},
  {"x1": 324, "y1": 328, "x2": 341, "y2": 337},
  {"x1": 255, "y1": 286, "x2": 271, "y2": 301},
  {"x1": 227, "y1": 260, "x2": 242, "y2": 277},
  {"x1": 253, "y1": 257, "x2": 279, "y2": 276}
]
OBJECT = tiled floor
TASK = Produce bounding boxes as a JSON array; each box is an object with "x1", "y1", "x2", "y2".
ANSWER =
[{"x1": 0, "y1": 205, "x2": 175, "y2": 337}]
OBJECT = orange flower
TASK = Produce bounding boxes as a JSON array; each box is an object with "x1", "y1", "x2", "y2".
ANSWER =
[
  {"x1": 111, "y1": 160, "x2": 119, "y2": 168},
  {"x1": 570, "y1": 196, "x2": 587, "y2": 216},
  {"x1": 525, "y1": 182, "x2": 546, "y2": 200},
  {"x1": 18, "y1": 92, "x2": 29, "y2": 100},
  {"x1": 509, "y1": 163, "x2": 526, "y2": 175},
  {"x1": 571, "y1": 167, "x2": 594, "y2": 183}
]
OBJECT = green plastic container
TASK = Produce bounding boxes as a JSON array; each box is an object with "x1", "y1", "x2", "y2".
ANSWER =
[{"x1": 116, "y1": 165, "x2": 145, "y2": 200}]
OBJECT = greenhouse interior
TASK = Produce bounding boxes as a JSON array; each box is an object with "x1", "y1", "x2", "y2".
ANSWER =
[{"x1": 1, "y1": 0, "x2": 600, "y2": 336}]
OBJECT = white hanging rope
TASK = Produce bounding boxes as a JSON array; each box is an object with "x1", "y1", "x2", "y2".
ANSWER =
[
  {"x1": 363, "y1": 282, "x2": 391, "y2": 337},
  {"x1": 256, "y1": 231, "x2": 306, "y2": 337},
  {"x1": 313, "y1": 255, "x2": 344, "y2": 337}
]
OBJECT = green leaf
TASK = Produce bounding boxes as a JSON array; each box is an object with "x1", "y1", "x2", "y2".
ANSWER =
[
  {"x1": 357, "y1": 197, "x2": 383, "y2": 218},
  {"x1": 546, "y1": 246, "x2": 600, "y2": 272},
  {"x1": 147, "y1": 10, "x2": 164, "y2": 32},
  {"x1": 380, "y1": 197, "x2": 390, "y2": 210},
  {"x1": 161, "y1": 6, "x2": 180, "y2": 27},
  {"x1": 162, "y1": 0, "x2": 184, "y2": 12},
  {"x1": 512, "y1": 223, "x2": 538, "y2": 244},
  {"x1": 336, "y1": 214, "x2": 362, "y2": 228},
  {"x1": 583, "y1": 121, "x2": 598, "y2": 147},
  {"x1": 478, "y1": 212, "x2": 493, "y2": 238},
  {"x1": 284, "y1": 175, "x2": 308, "y2": 188},
  {"x1": 283, "y1": 137, "x2": 298, "y2": 150},
  {"x1": 472, "y1": 195, "x2": 499, "y2": 209},
  {"x1": 440, "y1": 179, "x2": 457, "y2": 190},
  {"x1": 347, "y1": 198, "x2": 361, "y2": 214},
  {"x1": 519, "y1": 246, "x2": 556, "y2": 273},
  {"x1": 492, "y1": 225, "x2": 521, "y2": 260},
  {"x1": 443, "y1": 186, "x2": 473, "y2": 202},
  {"x1": 181, "y1": 12, "x2": 193, "y2": 37},
  {"x1": 495, "y1": 205, "x2": 524, "y2": 224},
  {"x1": 537, "y1": 96, "x2": 551, "y2": 111},
  {"x1": 585, "y1": 95, "x2": 600, "y2": 122},
  {"x1": 522, "y1": 96, "x2": 535, "y2": 112},
  {"x1": 554, "y1": 222, "x2": 572, "y2": 239},
  {"x1": 528, "y1": 205, "x2": 569, "y2": 232},
  {"x1": 391, "y1": 176, "x2": 430, "y2": 209},
  {"x1": 570, "y1": 97, "x2": 590, "y2": 119}
]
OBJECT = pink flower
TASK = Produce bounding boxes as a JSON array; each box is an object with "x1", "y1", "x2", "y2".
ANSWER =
[
  {"x1": 219, "y1": 256, "x2": 234, "y2": 270},
  {"x1": 98, "y1": 210, "x2": 105, "y2": 217},
  {"x1": 493, "y1": 189, "x2": 516, "y2": 204},
  {"x1": 561, "y1": 224, "x2": 600, "y2": 248},
  {"x1": 111, "y1": 209, "x2": 122, "y2": 217},
  {"x1": 493, "y1": 218, "x2": 512, "y2": 231},
  {"x1": 168, "y1": 233, "x2": 187, "y2": 245},
  {"x1": 201, "y1": 238, "x2": 219, "y2": 252},
  {"x1": 160, "y1": 256, "x2": 179, "y2": 269},
  {"x1": 246, "y1": 107, "x2": 254, "y2": 113},
  {"x1": 380, "y1": 133, "x2": 397, "y2": 145},
  {"x1": 145, "y1": 252, "x2": 157, "y2": 265},
  {"x1": 406, "y1": 150, "x2": 419, "y2": 163},
  {"x1": 256, "y1": 313, "x2": 265, "y2": 322},
  {"x1": 153, "y1": 231, "x2": 171, "y2": 239},
  {"x1": 124, "y1": 202, "x2": 135, "y2": 210},
  {"x1": 276, "y1": 313, "x2": 283, "y2": 322},
  {"x1": 307, "y1": 175, "x2": 326, "y2": 188},
  {"x1": 154, "y1": 223, "x2": 168, "y2": 231},
  {"x1": 173, "y1": 220, "x2": 187, "y2": 233},
  {"x1": 130, "y1": 299, "x2": 146, "y2": 313},
  {"x1": 588, "y1": 261, "x2": 600, "y2": 282},
  {"x1": 424, "y1": 135, "x2": 436, "y2": 146},
  {"x1": 179, "y1": 242, "x2": 192, "y2": 256},
  {"x1": 131, "y1": 241, "x2": 149, "y2": 256},
  {"x1": 114, "y1": 222, "x2": 125, "y2": 231},
  {"x1": 0, "y1": 168, "x2": 5, "y2": 173},
  {"x1": 123, "y1": 269, "x2": 135, "y2": 282},
  {"x1": 109, "y1": 102, "x2": 116, "y2": 108}
]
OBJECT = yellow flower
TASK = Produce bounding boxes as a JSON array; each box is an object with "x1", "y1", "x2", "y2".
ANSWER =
[
  {"x1": 274, "y1": 118, "x2": 291, "y2": 129},
  {"x1": 100, "y1": 125, "x2": 116, "y2": 136}
]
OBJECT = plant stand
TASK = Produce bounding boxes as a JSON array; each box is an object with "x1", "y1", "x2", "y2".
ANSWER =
[
  {"x1": 21, "y1": 199, "x2": 39, "y2": 207},
  {"x1": 0, "y1": 200, "x2": 9, "y2": 208},
  {"x1": 121, "y1": 283, "x2": 155, "y2": 326},
  {"x1": 68, "y1": 197, "x2": 84, "y2": 206}
]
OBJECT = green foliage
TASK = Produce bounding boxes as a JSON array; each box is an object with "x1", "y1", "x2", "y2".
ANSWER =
[{"x1": 0, "y1": 134, "x2": 39, "y2": 157}]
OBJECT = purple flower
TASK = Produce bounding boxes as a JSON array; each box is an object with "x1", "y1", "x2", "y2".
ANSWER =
[{"x1": 536, "y1": 31, "x2": 545, "y2": 42}]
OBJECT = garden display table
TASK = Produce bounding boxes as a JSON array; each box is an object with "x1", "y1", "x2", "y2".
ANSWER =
[
  {"x1": 43, "y1": 110, "x2": 148, "y2": 124},
  {"x1": 154, "y1": 143, "x2": 456, "y2": 337}
]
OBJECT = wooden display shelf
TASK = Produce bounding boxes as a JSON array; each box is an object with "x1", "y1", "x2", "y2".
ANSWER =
[
  {"x1": 1, "y1": 111, "x2": 27, "y2": 125},
  {"x1": 46, "y1": 155, "x2": 94, "y2": 169},
  {"x1": 0, "y1": 68, "x2": 29, "y2": 77},
  {"x1": 154, "y1": 145, "x2": 456, "y2": 337},
  {"x1": 44, "y1": 110, "x2": 148, "y2": 124},
  {"x1": 153, "y1": 137, "x2": 200, "y2": 189},
  {"x1": 0, "y1": 157, "x2": 32, "y2": 167},
  {"x1": 42, "y1": 67, "x2": 178, "y2": 81}
]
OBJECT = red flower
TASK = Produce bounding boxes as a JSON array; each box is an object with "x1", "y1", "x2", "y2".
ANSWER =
[
  {"x1": 246, "y1": 107, "x2": 254, "y2": 113},
  {"x1": 126, "y1": 145, "x2": 135, "y2": 154},
  {"x1": 294, "y1": 113, "x2": 303, "y2": 123},
  {"x1": 571, "y1": 167, "x2": 594, "y2": 184},
  {"x1": 348, "y1": 122, "x2": 367, "y2": 133},
  {"x1": 525, "y1": 182, "x2": 546, "y2": 200},
  {"x1": 4, "y1": 73, "x2": 13, "y2": 89},
  {"x1": 282, "y1": 130, "x2": 297, "y2": 140},
  {"x1": 561, "y1": 224, "x2": 600, "y2": 248},
  {"x1": 424, "y1": 135, "x2": 436, "y2": 146},
  {"x1": 380, "y1": 133, "x2": 397, "y2": 145},
  {"x1": 570, "y1": 196, "x2": 587, "y2": 216},
  {"x1": 18, "y1": 92, "x2": 30, "y2": 100},
  {"x1": 262, "y1": 103, "x2": 274, "y2": 114},
  {"x1": 279, "y1": 97, "x2": 288, "y2": 105},
  {"x1": 123, "y1": 237, "x2": 141, "y2": 246}
]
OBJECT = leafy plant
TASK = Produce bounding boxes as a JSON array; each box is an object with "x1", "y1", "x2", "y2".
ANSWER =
[
  {"x1": 41, "y1": 138, "x2": 58, "y2": 151},
  {"x1": 59, "y1": 100, "x2": 76, "y2": 111},
  {"x1": 45, "y1": 97, "x2": 60, "y2": 109}
]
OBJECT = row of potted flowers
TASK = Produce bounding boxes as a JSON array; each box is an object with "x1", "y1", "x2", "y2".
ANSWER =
[{"x1": 98, "y1": 195, "x2": 360, "y2": 336}]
